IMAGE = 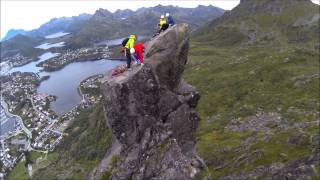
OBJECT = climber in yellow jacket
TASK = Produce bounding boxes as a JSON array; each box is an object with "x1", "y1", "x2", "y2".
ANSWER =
[
  {"x1": 158, "y1": 15, "x2": 169, "y2": 34},
  {"x1": 125, "y1": 34, "x2": 136, "y2": 69},
  {"x1": 159, "y1": 15, "x2": 166, "y2": 28}
]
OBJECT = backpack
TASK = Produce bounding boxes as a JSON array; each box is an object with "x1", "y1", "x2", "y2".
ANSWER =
[{"x1": 121, "y1": 38, "x2": 129, "y2": 47}]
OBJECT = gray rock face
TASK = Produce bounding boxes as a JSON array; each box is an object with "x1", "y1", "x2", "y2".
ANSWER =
[{"x1": 100, "y1": 24, "x2": 203, "y2": 179}]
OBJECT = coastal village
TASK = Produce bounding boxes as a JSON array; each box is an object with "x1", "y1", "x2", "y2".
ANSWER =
[
  {"x1": 1, "y1": 54, "x2": 34, "y2": 69},
  {"x1": 37, "y1": 47, "x2": 111, "y2": 71},
  {"x1": 0, "y1": 40, "x2": 110, "y2": 178},
  {"x1": 79, "y1": 74, "x2": 104, "y2": 108},
  {"x1": 1, "y1": 46, "x2": 111, "y2": 74}
]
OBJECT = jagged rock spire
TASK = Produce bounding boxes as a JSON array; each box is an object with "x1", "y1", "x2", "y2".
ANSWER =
[{"x1": 99, "y1": 24, "x2": 203, "y2": 180}]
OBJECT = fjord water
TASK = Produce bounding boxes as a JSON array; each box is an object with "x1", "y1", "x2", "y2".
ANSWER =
[
  {"x1": 45, "y1": 32, "x2": 70, "y2": 39},
  {"x1": 35, "y1": 42, "x2": 65, "y2": 50},
  {"x1": 37, "y1": 59, "x2": 123, "y2": 115}
]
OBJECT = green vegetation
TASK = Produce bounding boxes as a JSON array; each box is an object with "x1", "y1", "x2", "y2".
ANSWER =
[
  {"x1": 186, "y1": 2, "x2": 319, "y2": 175},
  {"x1": 194, "y1": 0, "x2": 319, "y2": 47},
  {"x1": 7, "y1": 161, "x2": 28, "y2": 180},
  {"x1": 100, "y1": 155, "x2": 120, "y2": 180},
  {"x1": 185, "y1": 39, "x2": 319, "y2": 178},
  {"x1": 7, "y1": 151, "x2": 58, "y2": 180},
  {"x1": 33, "y1": 102, "x2": 113, "y2": 179},
  {"x1": 59, "y1": 103, "x2": 112, "y2": 162},
  {"x1": 29, "y1": 151, "x2": 43, "y2": 163},
  {"x1": 80, "y1": 84, "x2": 101, "y2": 96}
]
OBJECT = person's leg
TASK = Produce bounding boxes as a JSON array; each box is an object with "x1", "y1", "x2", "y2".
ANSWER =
[
  {"x1": 138, "y1": 52, "x2": 143, "y2": 64},
  {"x1": 158, "y1": 26, "x2": 163, "y2": 33},
  {"x1": 163, "y1": 24, "x2": 169, "y2": 31},
  {"x1": 131, "y1": 53, "x2": 138, "y2": 64},
  {"x1": 126, "y1": 48, "x2": 131, "y2": 68},
  {"x1": 134, "y1": 54, "x2": 140, "y2": 64}
]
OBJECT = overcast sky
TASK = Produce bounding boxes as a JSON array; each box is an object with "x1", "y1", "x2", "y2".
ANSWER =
[{"x1": 1, "y1": 0, "x2": 319, "y2": 39}]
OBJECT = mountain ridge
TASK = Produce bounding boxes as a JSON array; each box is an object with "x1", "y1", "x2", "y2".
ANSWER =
[
  {"x1": 67, "y1": 5, "x2": 225, "y2": 47},
  {"x1": 193, "y1": 0, "x2": 319, "y2": 46},
  {"x1": 2, "y1": 5, "x2": 224, "y2": 43},
  {"x1": 2, "y1": 13, "x2": 92, "y2": 41},
  {"x1": 0, "y1": 34, "x2": 44, "y2": 59}
]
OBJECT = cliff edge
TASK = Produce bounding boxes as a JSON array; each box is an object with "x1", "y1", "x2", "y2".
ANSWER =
[{"x1": 97, "y1": 24, "x2": 204, "y2": 179}]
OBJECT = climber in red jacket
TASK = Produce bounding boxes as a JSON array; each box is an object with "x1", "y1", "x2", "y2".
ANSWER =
[{"x1": 133, "y1": 42, "x2": 145, "y2": 65}]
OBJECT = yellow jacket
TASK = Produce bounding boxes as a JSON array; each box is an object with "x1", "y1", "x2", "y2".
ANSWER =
[
  {"x1": 159, "y1": 18, "x2": 167, "y2": 28},
  {"x1": 125, "y1": 35, "x2": 136, "y2": 49}
]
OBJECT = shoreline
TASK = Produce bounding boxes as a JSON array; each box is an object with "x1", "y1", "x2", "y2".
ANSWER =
[
  {"x1": 0, "y1": 98, "x2": 32, "y2": 139},
  {"x1": 38, "y1": 57, "x2": 124, "y2": 72},
  {"x1": 4, "y1": 58, "x2": 123, "y2": 118}
]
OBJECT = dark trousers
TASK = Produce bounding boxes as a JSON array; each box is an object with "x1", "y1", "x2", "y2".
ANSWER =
[
  {"x1": 125, "y1": 48, "x2": 131, "y2": 68},
  {"x1": 158, "y1": 23, "x2": 169, "y2": 34}
]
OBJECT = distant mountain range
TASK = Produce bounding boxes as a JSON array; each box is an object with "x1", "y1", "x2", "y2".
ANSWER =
[
  {"x1": 1, "y1": 5, "x2": 225, "y2": 58},
  {"x1": 3, "y1": 5, "x2": 224, "y2": 42},
  {"x1": 69, "y1": 5, "x2": 225, "y2": 47},
  {"x1": 2, "y1": 13, "x2": 92, "y2": 41}
]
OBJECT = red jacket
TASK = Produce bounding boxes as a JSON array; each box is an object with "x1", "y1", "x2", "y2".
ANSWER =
[{"x1": 134, "y1": 42, "x2": 145, "y2": 63}]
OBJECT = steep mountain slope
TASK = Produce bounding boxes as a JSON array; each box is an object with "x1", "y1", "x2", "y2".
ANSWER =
[
  {"x1": 194, "y1": 0, "x2": 319, "y2": 46},
  {"x1": 1, "y1": 34, "x2": 44, "y2": 59},
  {"x1": 184, "y1": 0, "x2": 319, "y2": 179},
  {"x1": 68, "y1": 5, "x2": 225, "y2": 47}
]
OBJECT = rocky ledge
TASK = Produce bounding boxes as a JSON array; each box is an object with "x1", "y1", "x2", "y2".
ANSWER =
[{"x1": 98, "y1": 24, "x2": 204, "y2": 179}]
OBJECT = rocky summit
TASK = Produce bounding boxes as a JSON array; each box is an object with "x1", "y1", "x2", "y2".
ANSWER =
[{"x1": 98, "y1": 24, "x2": 203, "y2": 179}]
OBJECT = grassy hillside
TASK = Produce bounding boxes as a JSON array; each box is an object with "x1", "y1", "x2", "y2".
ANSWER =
[
  {"x1": 185, "y1": 43, "x2": 319, "y2": 178},
  {"x1": 184, "y1": 0, "x2": 319, "y2": 179},
  {"x1": 193, "y1": 0, "x2": 319, "y2": 47}
]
